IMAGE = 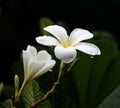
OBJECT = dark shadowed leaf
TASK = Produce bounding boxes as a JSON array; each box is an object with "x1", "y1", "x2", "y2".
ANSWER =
[
  {"x1": 11, "y1": 60, "x2": 24, "y2": 85},
  {"x1": 72, "y1": 51, "x2": 93, "y2": 107},
  {"x1": 0, "y1": 83, "x2": 4, "y2": 97},
  {"x1": 93, "y1": 30, "x2": 117, "y2": 44},
  {"x1": 72, "y1": 39, "x2": 118, "y2": 108},
  {"x1": 4, "y1": 99, "x2": 13, "y2": 108},
  {"x1": 0, "y1": 102, "x2": 6, "y2": 108},
  {"x1": 87, "y1": 40, "x2": 118, "y2": 104},
  {"x1": 2, "y1": 86, "x2": 14, "y2": 99},
  {"x1": 98, "y1": 53, "x2": 120, "y2": 99},
  {"x1": 39, "y1": 17, "x2": 54, "y2": 35},
  {"x1": 97, "y1": 86, "x2": 120, "y2": 108}
]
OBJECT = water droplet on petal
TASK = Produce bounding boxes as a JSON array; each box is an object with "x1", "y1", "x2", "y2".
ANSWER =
[
  {"x1": 90, "y1": 56, "x2": 94, "y2": 58},
  {"x1": 49, "y1": 69, "x2": 52, "y2": 72}
]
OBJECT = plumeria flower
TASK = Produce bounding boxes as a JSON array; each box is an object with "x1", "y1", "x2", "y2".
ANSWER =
[
  {"x1": 36, "y1": 25, "x2": 101, "y2": 63},
  {"x1": 22, "y1": 45, "x2": 56, "y2": 81}
]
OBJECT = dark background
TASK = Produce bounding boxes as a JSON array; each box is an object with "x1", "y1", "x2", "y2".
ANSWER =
[{"x1": 0, "y1": 0, "x2": 120, "y2": 83}]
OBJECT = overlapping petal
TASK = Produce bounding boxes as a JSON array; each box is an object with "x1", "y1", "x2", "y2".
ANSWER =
[
  {"x1": 28, "y1": 61, "x2": 45, "y2": 79},
  {"x1": 22, "y1": 51, "x2": 32, "y2": 77},
  {"x1": 27, "y1": 45, "x2": 37, "y2": 58},
  {"x1": 70, "y1": 28, "x2": 93, "y2": 45},
  {"x1": 54, "y1": 46, "x2": 77, "y2": 63},
  {"x1": 36, "y1": 36, "x2": 60, "y2": 46},
  {"x1": 44, "y1": 25, "x2": 68, "y2": 44},
  {"x1": 75, "y1": 42, "x2": 101, "y2": 55},
  {"x1": 31, "y1": 60, "x2": 56, "y2": 80},
  {"x1": 37, "y1": 50, "x2": 52, "y2": 61}
]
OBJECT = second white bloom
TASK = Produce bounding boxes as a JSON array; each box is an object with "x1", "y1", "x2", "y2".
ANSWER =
[
  {"x1": 23, "y1": 45, "x2": 56, "y2": 81},
  {"x1": 36, "y1": 25, "x2": 101, "y2": 63}
]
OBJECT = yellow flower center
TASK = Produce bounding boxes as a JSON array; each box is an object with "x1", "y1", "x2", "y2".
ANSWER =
[
  {"x1": 61, "y1": 42, "x2": 72, "y2": 48},
  {"x1": 61, "y1": 38, "x2": 73, "y2": 48}
]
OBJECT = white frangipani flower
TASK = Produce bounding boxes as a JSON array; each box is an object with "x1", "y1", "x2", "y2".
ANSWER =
[
  {"x1": 22, "y1": 45, "x2": 56, "y2": 81},
  {"x1": 36, "y1": 25, "x2": 101, "y2": 63}
]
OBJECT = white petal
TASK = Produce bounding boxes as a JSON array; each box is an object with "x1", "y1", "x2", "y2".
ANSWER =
[
  {"x1": 44, "y1": 25, "x2": 68, "y2": 44},
  {"x1": 75, "y1": 42, "x2": 101, "y2": 55},
  {"x1": 32, "y1": 60, "x2": 56, "y2": 79},
  {"x1": 37, "y1": 50, "x2": 52, "y2": 61},
  {"x1": 36, "y1": 36, "x2": 60, "y2": 46},
  {"x1": 54, "y1": 46, "x2": 77, "y2": 63},
  {"x1": 22, "y1": 51, "x2": 32, "y2": 77},
  {"x1": 27, "y1": 45, "x2": 37, "y2": 57},
  {"x1": 70, "y1": 28, "x2": 93, "y2": 45},
  {"x1": 28, "y1": 61, "x2": 45, "y2": 78}
]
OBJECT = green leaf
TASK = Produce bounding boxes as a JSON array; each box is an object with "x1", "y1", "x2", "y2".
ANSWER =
[
  {"x1": 21, "y1": 80, "x2": 41, "y2": 107},
  {"x1": 98, "y1": 53, "x2": 120, "y2": 99},
  {"x1": 56, "y1": 21, "x2": 71, "y2": 34},
  {"x1": 0, "y1": 102, "x2": 6, "y2": 108},
  {"x1": 4, "y1": 99, "x2": 13, "y2": 108},
  {"x1": 35, "y1": 100, "x2": 51, "y2": 108},
  {"x1": 93, "y1": 30, "x2": 117, "y2": 43},
  {"x1": 21, "y1": 80, "x2": 51, "y2": 108},
  {"x1": 87, "y1": 40, "x2": 118, "y2": 103},
  {"x1": 39, "y1": 17, "x2": 54, "y2": 35},
  {"x1": 97, "y1": 86, "x2": 120, "y2": 108},
  {"x1": 72, "y1": 40, "x2": 118, "y2": 108},
  {"x1": 72, "y1": 51, "x2": 93, "y2": 107},
  {"x1": 0, "y1": 83, "x2": 4, "y2": 96},
  {"x1": 11, "y1": 60, "x2": 24, "y2": 85},
  {"x1": 2, "y1": 85, "x2": 15, "y2": 99}
]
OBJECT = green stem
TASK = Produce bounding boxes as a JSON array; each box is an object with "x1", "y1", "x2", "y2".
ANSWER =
[
  {"x1": 67, "y1": 58, "x2": 79, "y2": 72},
  {"x1": 15, "y1": 79, "x2": 27, "y2": 102},
  {"x1": 31, "y1": 61, "x2": 64, "y2": 108}
]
